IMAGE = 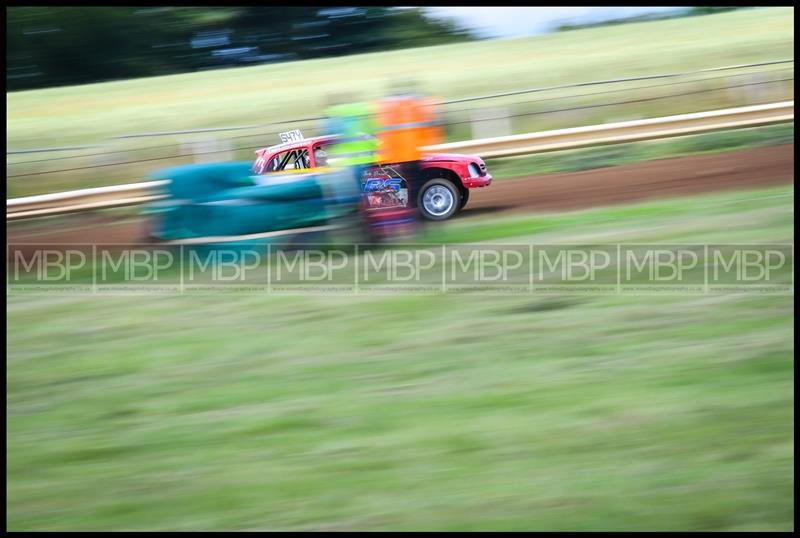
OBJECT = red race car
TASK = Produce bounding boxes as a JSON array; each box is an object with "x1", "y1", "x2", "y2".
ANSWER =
[{"x1": 252, "y1": 133, "x2": 492, "y2": 221}]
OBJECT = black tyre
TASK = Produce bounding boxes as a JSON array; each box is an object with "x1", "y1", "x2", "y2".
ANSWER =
[
  {"x1": 458, "y1": 188, "x2": 470, "y2": 212},
  {"x1": 417, "y1": 178, "x2": 460, "y2": 221}
]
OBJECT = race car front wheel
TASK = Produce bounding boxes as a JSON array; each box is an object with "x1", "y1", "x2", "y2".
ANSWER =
[
  {"x1": 458, "y1": 188, "x2": 470, "y2": 212},
  {"x1": 418, "y1": 179, "x2": 460, "y2": 221}
]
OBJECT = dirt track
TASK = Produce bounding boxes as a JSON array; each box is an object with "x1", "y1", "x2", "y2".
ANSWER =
[
  {"x1": 7, "y1": 144, "x2": 794, "y2": 248},
  {"x1": 464, "y1": 144, "x2": 794, "y2": 216}
]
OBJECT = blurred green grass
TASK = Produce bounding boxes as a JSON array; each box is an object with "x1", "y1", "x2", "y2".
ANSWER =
[
  {"x1": 423, "y1": 184, "x2": 794, "y2": 245},
  {"x1": 7, "y1": 184, "x2": 794, "y2": 530}
]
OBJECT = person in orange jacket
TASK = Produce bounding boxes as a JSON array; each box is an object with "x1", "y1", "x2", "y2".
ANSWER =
[{"x1": 375, "y1": 81, "x2": 443, "y2": 214}]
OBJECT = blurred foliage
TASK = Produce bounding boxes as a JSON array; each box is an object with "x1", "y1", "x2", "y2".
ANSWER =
[{"x1": 6, "y1": 6, "x2": 475, "y2": 91}]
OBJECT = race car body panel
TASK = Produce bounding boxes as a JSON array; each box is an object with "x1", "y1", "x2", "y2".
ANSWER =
[{"x1": 253, "y1": 135, "x2": 492, "y2": 190}]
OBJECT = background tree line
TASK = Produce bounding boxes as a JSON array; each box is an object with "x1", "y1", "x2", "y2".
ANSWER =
[{"x1": 7, "y1": 7, "x2": 475, "y2": 91}]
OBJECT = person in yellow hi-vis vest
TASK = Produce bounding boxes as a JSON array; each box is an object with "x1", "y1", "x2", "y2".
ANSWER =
[
  {"x1": 319, "y1": 96, "x2": 378, "y2": 206},
  {"x1": 376, "y1": 83, "x2": 443, "y2": 218},
  {"x1": 316, "y1": 94, "x2": 382, "y2": 243}
]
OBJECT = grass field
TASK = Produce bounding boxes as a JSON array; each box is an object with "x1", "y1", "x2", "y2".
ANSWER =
[
  {"x1": 7, "y1": 184, "x2": 794, "y2": 531},
  {"x1": 6, "y1": 7, "x2": 793, "y2": 148}
]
